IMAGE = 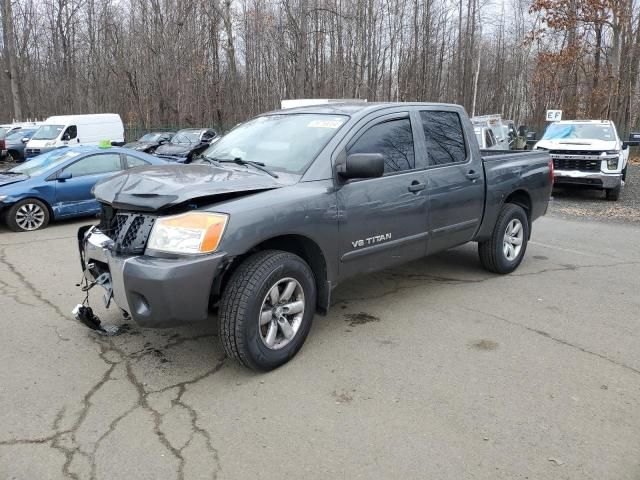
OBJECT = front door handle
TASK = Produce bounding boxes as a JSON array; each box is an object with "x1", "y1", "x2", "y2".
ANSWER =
[
  {"x1": 466, "y1": 170, "x2": 481, "y2": 180},
  {"x1": 408, "y1": 181, "x2": 426, "y2": 193}
]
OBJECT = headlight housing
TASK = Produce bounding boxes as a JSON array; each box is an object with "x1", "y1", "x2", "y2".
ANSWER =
[
  {"x1": 534, "y1": 146, "x2": 548, "y2": 151},
  {"x1": 604, "y1": 151, "x2": 619, "y2": 169},
  {"x1": 45, "y1": 141, "x2": 56, "y2": 147},
  {"x1": 146, "y1": 212, "x2": 228, "y2": 255},
  {"x1": 0, "y1": 195, "x2": 7, "y2": 202}
]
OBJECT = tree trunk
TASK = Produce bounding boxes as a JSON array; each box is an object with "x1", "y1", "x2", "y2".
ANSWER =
[{"x1": 1, "y1": 0, "x2": 22, "y2": 120}]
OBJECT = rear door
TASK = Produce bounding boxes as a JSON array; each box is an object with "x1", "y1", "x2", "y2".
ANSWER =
[
  {"x1": 54, "y1": 153, "x2": 124, "y2": 217},
  {"x1": 417, "y1": 108, "x2": 485, "y2": 254},
  {"x1": 336, "y1": 111, "x2": 429, "y2": 280}
]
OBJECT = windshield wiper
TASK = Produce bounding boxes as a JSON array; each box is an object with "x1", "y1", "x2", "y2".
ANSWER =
[
  {"x1": 213, "y1": 157, "x2": 279, "y2": 178},
  {"x1": 0, "y1": 171, "x2": 26, "y2": 175}
]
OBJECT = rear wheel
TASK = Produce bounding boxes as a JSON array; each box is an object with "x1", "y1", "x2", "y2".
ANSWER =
[
  {"x1": 219, "y1": 250, "x2": 316, "y2": 371},
  {"x1": 6, "y1": 199, "x2": 50, "y2": 232},
  {"x1": 478, "y1": 203, "x2": 529, "y2": 274}
]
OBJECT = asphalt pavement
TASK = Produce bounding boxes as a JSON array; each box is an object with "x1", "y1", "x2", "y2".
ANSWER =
[{"x1": 1, "y1": 211, "x2": 639, "y2": 479}]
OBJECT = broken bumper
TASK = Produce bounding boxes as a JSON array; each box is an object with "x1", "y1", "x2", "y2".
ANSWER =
[
  {"x1": 553, "y1": 170, "x2": 622, "y2": 189},
  {"x1": 79, "y1": 226, "x2": 226, "y2": 327}
]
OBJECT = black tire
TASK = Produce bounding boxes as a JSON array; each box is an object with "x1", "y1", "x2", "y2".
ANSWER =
[
  {"x1": 219, "y1": 250, "x2": 316, "y2": 371},
  {"x1": 5, "y1": 198, "x2": 51, "y2": 232},
  {"x1": 478, "y1": 203, "x2": 529, "y2": 274},
  {"x1": 605, "y1": 185, "x2": 621, "y2": 201},
  {"x1": 622, "y1": 165, "x2": 628, "y2": 181}
]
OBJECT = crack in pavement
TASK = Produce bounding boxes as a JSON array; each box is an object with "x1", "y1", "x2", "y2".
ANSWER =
[
  {"x1": 461, "y1": 305, "x2": 640, "y2": 376},
  {"x1": 0, "y1": 247, "x2": 68, "y2": 320},
  {"x1": 0, "y1": 246, "x2": 227, "y2": 480}
]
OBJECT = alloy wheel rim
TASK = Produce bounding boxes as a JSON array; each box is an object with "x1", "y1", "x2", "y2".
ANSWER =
[
  {"x1": 258, "y1": 277, "x2": 305, "y2": 350},
  {"x1": 503, "y1": 218, "x2": 523, "y2": 261},
  {"x1": 16, "y1": 203, "x2": 45, "y2": 230}
]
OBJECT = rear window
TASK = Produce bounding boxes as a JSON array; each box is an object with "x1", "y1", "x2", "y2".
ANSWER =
[{"x1": 420, "y1": 111, "x2": 467, "y2": 165}]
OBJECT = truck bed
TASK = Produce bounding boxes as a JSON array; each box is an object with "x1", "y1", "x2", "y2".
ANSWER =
[{"x1": 474, "y1": 149, "x2": 552, "y2": 241}]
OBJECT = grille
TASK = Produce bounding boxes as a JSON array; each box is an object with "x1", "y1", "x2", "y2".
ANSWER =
[
  {"x1": 98, "y1": 204, "x2": 155, "y2": 254},
  {"x1": 26, "y1": 148, "x2": 40, "y2": 156},
  {"x1": 549, "y1": 150, "x2": 604, "y2": 157},
  {"x1": 552, "y1": 158, "x2": 601, "y2": 172}
]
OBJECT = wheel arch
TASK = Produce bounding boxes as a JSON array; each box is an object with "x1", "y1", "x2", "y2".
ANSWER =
[
  {"x1": 503, "y1": 189, "x2": 532, "y2": 237},
  {"x1": 214, "y1": 234, "x2": 331, "y2": 314}
]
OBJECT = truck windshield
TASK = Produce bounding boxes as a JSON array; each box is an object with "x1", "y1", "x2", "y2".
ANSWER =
[
  {"x1": 542, "y1": 123, "x2": 614, "y2": 141},
  {"x1": 9, "y1": 149, "x2": 81, "y2": 176},
  {"x1": 32, "y1": 125, "x2": 64, "y2": 140},
  {"x1": 201, "y1": 114, "x2": 348, "y2": 174}
]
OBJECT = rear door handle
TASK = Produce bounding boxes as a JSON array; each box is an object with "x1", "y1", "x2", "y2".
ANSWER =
[
  {"x1": 408, "y1": 181, "x2": 426, "y2": 193},
  {"x1": 466, "y1": 170, "x2": 481, "y2": 180}
]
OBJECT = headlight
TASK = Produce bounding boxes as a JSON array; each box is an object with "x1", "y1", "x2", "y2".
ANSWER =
[
  {"x1": 0, "y1": 195, "x2": 7, "y2": 202},
  {"x1": 603, "y1": 151, "x2": 619, "y2": 169},
  {"x1": 45, "y1": 141, "x2": 56, "y2": 147},
  {"x1": 146, "y1": 212, "x2": 228, "y2": 254},
  {"x1": 534, "y1": 146, "x2": 548, "y2": 151}
]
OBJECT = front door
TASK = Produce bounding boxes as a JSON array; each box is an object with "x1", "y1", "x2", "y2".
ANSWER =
[
  {"x1": 336, "y1": 113, "x2": 429, "y2": 280},
  {"x1": 54, "y1": 153, "x2": 123, "y2": 217}
]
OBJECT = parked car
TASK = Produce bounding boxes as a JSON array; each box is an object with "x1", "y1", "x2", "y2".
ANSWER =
[
  {"x1": 25, "y1": 114, "x2": 124, "y2": 159},
  {"x1": 0, "y1": 146, "x2": 166, "y2": 231},
  {"x1": 154, "y1": 128, "x2": 217, "y2": 162},
  {"x1": 474, "y1": 126, "x2": 502, "y2": 150},
  {"x1": 534, "y1": 120, "x2": 639, "y2": 201},
  {"x1": 124, "y1": 131, "x2": 175, "y2": 153},
  {"x1": 77, "y1": 102, "x2": 552, "y2": 371},
  {"x1": 0, "y1": 121, "x2": 42, "y2": 138},
  {"x1": 1, "y1": 128, "x2": 38, "y2": 162}
]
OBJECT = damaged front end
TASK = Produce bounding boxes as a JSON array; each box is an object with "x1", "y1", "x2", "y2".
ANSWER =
[{"x1": 74, "y1": 204, "x2": 229, "y2": 330}]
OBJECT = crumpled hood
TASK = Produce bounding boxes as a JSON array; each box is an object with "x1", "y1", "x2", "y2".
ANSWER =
[
  {"x1": 154, "y1": 143, "x2": 199, "y2": 157},
  {"x1": 0, "y1": 173, "x2": 28, "y2": 188},
  {"x1": 535, "y1": 139, "x2": 619, "y2": 151},
  {"x1": 93, "y1": 163, "x2": 294, "y2": 211}
]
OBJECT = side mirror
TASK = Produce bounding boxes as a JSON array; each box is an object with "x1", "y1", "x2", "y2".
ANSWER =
[
  {"x1": 22, "y1": 137, "x2": 29, "y2": 143},
  {"x1": 337, "y1": 153, "x2": 385, "y2": 180},
  {"x1": 57, "y1": 171, "x2": 72, "y2": 181},
  {"x1": 623, "y1": 132, "x2": 640, "y2": 148}
]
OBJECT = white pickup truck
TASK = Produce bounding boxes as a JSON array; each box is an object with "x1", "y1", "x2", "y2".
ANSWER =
[{"x1": 534, "y1": 120, "x2": 637, "y2": 201}]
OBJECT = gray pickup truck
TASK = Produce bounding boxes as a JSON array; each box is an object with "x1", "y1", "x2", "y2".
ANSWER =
[{"x1": 76, "y1": 102, "x2": 552, "y2": 370}]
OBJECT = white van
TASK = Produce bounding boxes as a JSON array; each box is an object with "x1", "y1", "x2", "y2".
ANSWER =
[{"x1": 25, "y1": 114, "x2": 124, "y2": 158}]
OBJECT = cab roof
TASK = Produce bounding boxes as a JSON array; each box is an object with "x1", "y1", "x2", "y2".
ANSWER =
[{"x1": 263, "y1": 101, "x2": 465, "y2": 117}]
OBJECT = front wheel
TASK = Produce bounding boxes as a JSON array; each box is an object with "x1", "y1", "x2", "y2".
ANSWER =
[
  {"x1": 605, "y1": 184, "x2": 621, "y2": 201},
  {"x1": 478, "y1": 203, "x2": 529, "y2": 274},
  {"x1": 219, "y1": 250, "x2": 316, "y2": 371},
  {"x1": 5, "y1": 198, "x2": 50, "y2": 232}
]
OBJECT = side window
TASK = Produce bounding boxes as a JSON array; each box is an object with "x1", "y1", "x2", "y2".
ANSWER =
[
  {"x1": 63, "y1": 125, "x2": 77, "y2": 140},
  {"x1": 348, "y1": 118, "x2": 415, "y2": 174},
  {"x1": 126, "y1": 155, "x2": 150, "y2": 169},
  {"x1": 420, "y1": 111, "x2": 467, "y2": 165},
  {"x1": 63, "y1": 153, "x2": 122, "y2": 177}
]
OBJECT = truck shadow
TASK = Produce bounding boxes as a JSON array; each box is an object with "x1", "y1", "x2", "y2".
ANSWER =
[{"x1": 104, "y1": 244, "x2": 487, "y2": 379}]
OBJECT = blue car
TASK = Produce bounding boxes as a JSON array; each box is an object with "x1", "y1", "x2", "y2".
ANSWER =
[{"x1": 0, "y1": 146, "x2": 167, "y2": 231}]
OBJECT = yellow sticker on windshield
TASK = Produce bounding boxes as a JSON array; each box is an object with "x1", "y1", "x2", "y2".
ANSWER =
[{"x1": 307, "y1": 119, "x2": 344, "y2": 129}]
